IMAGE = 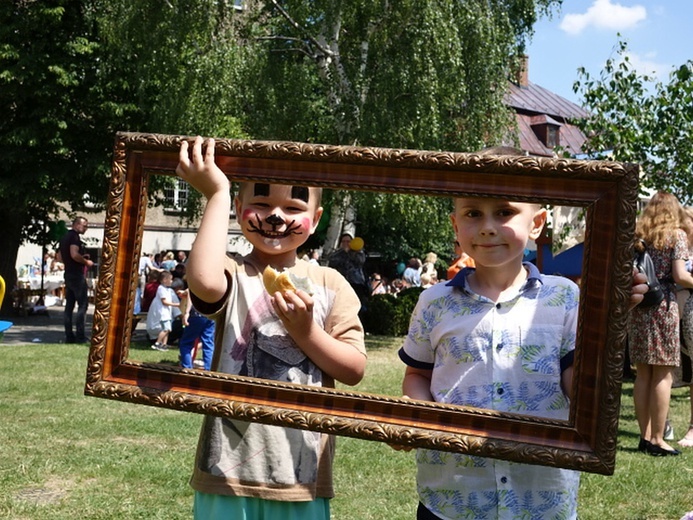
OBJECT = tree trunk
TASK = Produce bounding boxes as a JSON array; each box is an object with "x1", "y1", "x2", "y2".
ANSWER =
[
  {"x1": 0, "y1": 204, "x2": 28, "y2": 315},
  {"x1": 322, "y1": 192, "x2": 356, "y2": 258}
]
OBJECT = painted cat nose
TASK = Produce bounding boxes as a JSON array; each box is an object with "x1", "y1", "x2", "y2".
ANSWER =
[{"x1": 265, "y1": 214, "x2": 284, "y2": 226}]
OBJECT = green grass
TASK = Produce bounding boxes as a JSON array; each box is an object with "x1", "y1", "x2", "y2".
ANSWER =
[{"x1": 1, "y1": 338, "x2": 693, "y2": 519}]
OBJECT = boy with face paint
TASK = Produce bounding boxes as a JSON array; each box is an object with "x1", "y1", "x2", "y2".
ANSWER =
[{"x1": 176, "y1": 137, "x2": 366, "y2": 520}]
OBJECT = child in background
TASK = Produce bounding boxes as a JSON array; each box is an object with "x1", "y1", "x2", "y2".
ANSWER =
[
  {"x1": 146, "y1": 270, "x2": 180, "y2": 351},
  {"x1": 140, "y1": 269, "x2": 161, "y2": 313},
  {"x1": 178, "y1": 286, "x2": 216, "y2": 370},
  {"x1": 176, "y1": 137, "x2": 366, "y2": 520},
  {"x1": 446, "y1": 240, "x2": 475, "y2": 279}
]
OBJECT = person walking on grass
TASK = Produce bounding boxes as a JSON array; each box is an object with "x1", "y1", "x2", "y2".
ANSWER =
[{"x1": 629, "y1": 192, "x2": 693, "y2": 457}]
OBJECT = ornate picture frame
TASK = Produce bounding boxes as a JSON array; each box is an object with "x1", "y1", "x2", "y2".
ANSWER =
[{"x1": 85, "y1": 132, "x2": 639, "y2": 475}]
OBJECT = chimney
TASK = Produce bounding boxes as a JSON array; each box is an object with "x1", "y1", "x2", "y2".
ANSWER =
[{"x1": 517, "y1": 54, "x2": 529, "y2": 87}]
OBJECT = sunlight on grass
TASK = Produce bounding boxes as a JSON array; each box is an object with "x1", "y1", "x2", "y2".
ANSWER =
[{"x1": 2, "y1": 339, "x2": 693, "y2": 519}]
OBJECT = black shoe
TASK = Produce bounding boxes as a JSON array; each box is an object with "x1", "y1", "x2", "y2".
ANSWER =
[
  {"x1": 638, "y1": 438, "x2": 652, "y2": 453},
  {"x1": 646, "y1": 442, "x2": 681, "y2": 457}
]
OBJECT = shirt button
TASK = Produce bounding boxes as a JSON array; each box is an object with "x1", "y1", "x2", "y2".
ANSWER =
[
  {"x1": 500, "y1": 476, "x2": 508, "y2": 484},
  {"x1": 496, "y1": 343, "x2": 503, "y2": 351},
  {"x1": 496, "y1": 303, "x2": 501, "y2": 309},
  {"x1": 497, "y1": 387, "x2": 504, "y2": 395}
]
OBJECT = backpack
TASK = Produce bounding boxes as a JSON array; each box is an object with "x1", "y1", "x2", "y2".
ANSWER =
[{"x1": 633, "y1": 240, "x2": 665, "y2": 309}]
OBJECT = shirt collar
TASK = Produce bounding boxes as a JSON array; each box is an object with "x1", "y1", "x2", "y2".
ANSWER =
[{"x1": 446, "y1": 262, "x2": 543, "y2": 290}]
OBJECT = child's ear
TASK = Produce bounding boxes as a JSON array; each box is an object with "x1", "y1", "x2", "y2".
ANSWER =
[
  {"x1": 529, "y1": 207, "x2": 548, "y2": 240},
  {"x1": 310, "y1": 206, "x2": 324, "y2": 234},
  {"x1": 449, "y1": 212, "x2": 459, "y2": 237}
]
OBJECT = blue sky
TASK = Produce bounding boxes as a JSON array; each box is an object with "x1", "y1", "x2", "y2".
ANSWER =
[{"x1": 525, "y1": 0, "x2": 693, "y2": 105}]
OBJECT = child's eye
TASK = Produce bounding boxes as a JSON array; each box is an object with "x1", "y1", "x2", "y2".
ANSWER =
[
  {"x1": 464, "y1": 210, "x2": 481, "y2": 218},
  {"x1": 497, "y1": 208, "x2": 516, "y2": 217}
]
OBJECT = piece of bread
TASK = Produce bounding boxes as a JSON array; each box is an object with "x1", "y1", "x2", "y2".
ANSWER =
[{"x1": 263, "y1": 266, "x2": 314, "y2": 295}]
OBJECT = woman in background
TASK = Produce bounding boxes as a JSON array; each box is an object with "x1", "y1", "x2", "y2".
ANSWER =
[
  {"x1": 677, "y1": 207, "x2": 693, "y2": 447},
  {"x1": 629, "y1": 192, "x2": 693, "y2": 456}
]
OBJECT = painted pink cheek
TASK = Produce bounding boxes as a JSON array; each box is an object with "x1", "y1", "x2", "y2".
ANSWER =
[
  {"x1": 241, "y1": 209, "x2": 256, "y2": 221},
  {"x1": 298, "y1": 217, "x2": 312, "y2": 232}
]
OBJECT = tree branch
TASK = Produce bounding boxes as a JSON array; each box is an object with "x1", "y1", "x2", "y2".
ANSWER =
[{"x1": 268, "y1": 0, "x2": 334, "y2": 59}]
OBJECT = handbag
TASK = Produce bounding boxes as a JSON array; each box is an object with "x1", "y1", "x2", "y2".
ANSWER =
[{"x1": 633, "y1": 240, "x2": 665, "y2": 308}]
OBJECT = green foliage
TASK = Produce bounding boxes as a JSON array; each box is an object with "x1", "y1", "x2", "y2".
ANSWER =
[
  {"x1": 234, "y1": 0, "x2": 561, "y2": 257},
  {"x1": 361, "y1": 287, "x2": 424, "y2": 336},
  {"x1": 94, "y1": 0, "x2": 249, "y2": 138},
  {"x1": 361, "y1": 293, "x2": 399, "y2": 335},
  {"x1": 0, "y1": 0, "x2": 124, "y2": 309},
  {"x1": 0, "y1": 1, "x2": 113, "y2": 227},
  {"x1": 239, "y1": 0, "x2": 560, "y2": 151},
  {"x1": 352, "y1": 192, "x2": 456, "y2": 263},
  {"x1": 574, "y1": 39, "x2": 693, "y2": 203},
  {"x1": 0, "y1": 0, "x2": 248, "y2": 309},
  {"x1": 0, "y1": 0, "x2": 561, "y2": 312}
]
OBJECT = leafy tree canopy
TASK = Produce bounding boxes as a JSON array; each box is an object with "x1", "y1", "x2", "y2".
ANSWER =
[
  {"x1": 235, "y1": 0, "x2": 561, "y2": 262},
  {"x1": 240, "y1": 0, "x2": 560, "y2": 151},
  {"x1": 574, "y1": 39, "x2": 693, "y2": 203},
  {"x1": 0, "y1": 0, "x2": 561, "y2": 311},
  {"x1": 0, "y1": 0, "x2": 246, "y2": 309}
]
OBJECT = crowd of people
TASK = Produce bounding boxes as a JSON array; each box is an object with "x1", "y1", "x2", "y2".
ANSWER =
[
  {"x1": 135, "y1": 248, "x2": 215, "y2": 370},
  {"x1": 135, "y1": 237, "x2": 465, "y2": 370},
  {"x1": 628, "y1": 191, "x2": 693, "y2": 456},
  {"x1": 303, "y1": 233, "x2": 479, "y2": 302}
]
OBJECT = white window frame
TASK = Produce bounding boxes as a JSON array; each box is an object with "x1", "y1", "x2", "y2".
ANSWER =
[{"x1": 163, "y1": 177, "x2": 189, "y2": 213}]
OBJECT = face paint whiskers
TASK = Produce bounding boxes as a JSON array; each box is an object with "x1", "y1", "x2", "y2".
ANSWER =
[{"x1": 248, "y1": 214, "x2": 303, "y2": 246}]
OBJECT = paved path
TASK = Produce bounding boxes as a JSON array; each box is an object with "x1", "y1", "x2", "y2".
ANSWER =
[{"x1": 0, "y1": 304, "x2": 95, "y2": 345}]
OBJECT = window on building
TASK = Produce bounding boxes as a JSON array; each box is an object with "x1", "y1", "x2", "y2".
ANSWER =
[
  {"x1": 546, "y1": 125, "x2": 559, "y2": 148},
  {"x1": 164, "y1": 178, "x2": 189, "y2": 212},
  {"x1": 529, "y1": 115, "x2": 562, "y2": 149}
]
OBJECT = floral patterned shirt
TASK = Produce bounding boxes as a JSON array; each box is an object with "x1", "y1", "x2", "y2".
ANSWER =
[{"x1": 399, "y1": 263, "x2": 579, "y2": 520}]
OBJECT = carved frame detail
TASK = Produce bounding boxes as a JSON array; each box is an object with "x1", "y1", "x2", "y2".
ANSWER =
[{"x1": 85, "y1": 132, "x2": 640, "y2": 475}]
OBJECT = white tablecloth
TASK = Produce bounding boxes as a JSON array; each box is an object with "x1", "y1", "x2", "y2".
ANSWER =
[{"x1": 17, "y1": 275, "x2": 65, "y2": 293}]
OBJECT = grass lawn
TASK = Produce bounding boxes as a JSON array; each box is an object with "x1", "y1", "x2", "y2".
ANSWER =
[{"x1": 1, "y1": 336, "x2": 693, "y2": 519}]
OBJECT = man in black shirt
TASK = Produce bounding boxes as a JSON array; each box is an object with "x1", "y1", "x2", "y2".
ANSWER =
[{"x1": 58, "y1": 217, "x2": 94, "y2": 343}]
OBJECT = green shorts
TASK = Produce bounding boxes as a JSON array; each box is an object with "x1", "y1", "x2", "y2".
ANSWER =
[{"x1": 193, "y1": 492, "x2": 330, "y2": 520}]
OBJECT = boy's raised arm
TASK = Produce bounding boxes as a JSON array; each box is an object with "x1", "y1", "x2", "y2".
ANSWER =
[{"x1": 176, "y1": 136, "x2": 230, "y2": 304}]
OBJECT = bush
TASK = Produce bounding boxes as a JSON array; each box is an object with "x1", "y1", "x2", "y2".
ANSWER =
[{"x1": 361, "y1": 286, "x2": 425, "y2": 336}]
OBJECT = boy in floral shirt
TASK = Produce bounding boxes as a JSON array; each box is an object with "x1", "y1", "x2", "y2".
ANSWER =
[{"x1": 399, "y1": 197, "x2": 580, "y2": 519}]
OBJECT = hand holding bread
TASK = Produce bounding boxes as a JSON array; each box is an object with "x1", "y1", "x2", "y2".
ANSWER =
[{"x1": 263, "y1": 266, "x2": 314, "y2": 295}]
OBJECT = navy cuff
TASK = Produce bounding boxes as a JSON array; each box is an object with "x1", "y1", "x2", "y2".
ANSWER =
[
  {"x1": 398, "y1": 348, "x2": 434, "y2": 370},
  {"x1": 560, "y1": 350, "x2": 575, "y2": 373}
]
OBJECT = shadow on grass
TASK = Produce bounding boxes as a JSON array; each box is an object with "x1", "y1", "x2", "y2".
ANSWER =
[
  {"x1": 129, "y1": 339, "x2": 157, "y2": 350},
  {"x1": 364, "y1": 334, "x2": 403, "y2": 352}
]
